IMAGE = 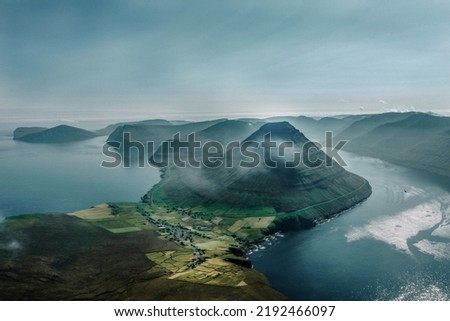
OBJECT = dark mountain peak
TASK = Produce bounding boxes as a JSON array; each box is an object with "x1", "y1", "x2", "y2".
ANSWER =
[{"x1": 244, "y1": 121, "x2": 310, "y2": 145}]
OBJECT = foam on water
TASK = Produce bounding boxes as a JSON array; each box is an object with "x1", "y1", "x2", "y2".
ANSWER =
[
  {"x1": 432, "y1": 225, "x2": 450, "y2": 239},
  {"x1": 345, "y1": 201, "x2": 442, "y2": 254},
  {"x1": 413, "y1": 239, "x2": 450, "y2": 261},
  {"x1": 431, "y1": 196, "x2": 450, "y2": 239}
]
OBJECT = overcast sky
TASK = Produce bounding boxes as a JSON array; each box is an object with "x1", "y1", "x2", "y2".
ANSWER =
[{"x1": 1, "y1": 0, "x2": 450, "y2": 122}]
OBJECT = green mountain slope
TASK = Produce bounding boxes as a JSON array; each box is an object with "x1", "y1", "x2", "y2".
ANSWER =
[{"x1": 146, "y1": 122, "x2": 372, "y2": 227}]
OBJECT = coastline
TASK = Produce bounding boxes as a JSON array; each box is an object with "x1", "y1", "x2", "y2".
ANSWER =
[{"x1": 0, "y1": 149, "x2": 373, "y2": 301}]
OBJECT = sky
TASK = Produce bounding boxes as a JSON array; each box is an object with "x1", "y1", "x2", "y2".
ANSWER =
[{"x1": 1, "y1": 0, "x2": 450, "y2": 123}]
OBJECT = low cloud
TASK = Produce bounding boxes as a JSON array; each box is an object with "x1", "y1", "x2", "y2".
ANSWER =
[
  {"x1": 0, "y1": 239, "x2": 22, "y2": 252},
  {"x1": 0, "y1": 211, "x2": 23, "y2": 254}
]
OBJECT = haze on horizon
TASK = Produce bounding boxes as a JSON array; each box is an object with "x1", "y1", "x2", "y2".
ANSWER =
[{"x1": 1, "y1": 0, "x2": 450, "y2": 124}]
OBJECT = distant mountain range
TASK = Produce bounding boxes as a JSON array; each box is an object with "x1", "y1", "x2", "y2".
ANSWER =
[
  {"x1": 340, "y1": 113, "x2": 450, "y2": 177},
  {"x1": 96, "y1": 119, "x2": 174, "y2": 136},
  {"x1": 107, "y1": 119, "x2": 228, "y2": 144},
  {"x1": 13, "y1": 111, "x2": 450, "y2": 177}
]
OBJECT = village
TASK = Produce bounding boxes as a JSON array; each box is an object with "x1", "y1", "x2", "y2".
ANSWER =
[{"x1": 136, "y1": 207, "x2": 212, "y2": 270}]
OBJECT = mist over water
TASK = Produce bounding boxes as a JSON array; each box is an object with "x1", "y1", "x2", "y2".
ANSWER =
[{"x1": 250, "y1": 151, "x2": 450, "y2": 300}]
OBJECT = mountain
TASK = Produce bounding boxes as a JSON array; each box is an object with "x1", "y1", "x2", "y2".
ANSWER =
[
  {"x1": 13, "y1": 125, "x2": 99, "y2": 143},
  {"x1": 344, "y1": 113, "x2": 450, "y2": 177},
  {"x1": 107, "y1": 119, "x2": 228, "y2": 144},
  {"x1": 403, "y1": 129, "x2": 450, "y2": 177},
  {"x1": 196, "y1": 120, "x2": 265, "y2": 144},
  {"x1": 13, "y1": 127, "x2": 48, "y2": 139},
  {"x1": 266, "y1": 116, "x2": 319, "y2": 141},
  {"x1": 146, "y1": 121, "x2": 372, "y2": 228},
  {"x1": 267, "y1": 115, "x2": 365, "y2": 143},
  {"x1": 149, "y1": 119, "x2": 266, "y2": 167},
  {"x1": 106, "y1": 119, "x2": 229, "y2": 165},
  {"x1": 96, "y1": 119, "x2": 174, "y2": 136},
  {"x1": 335, "y1": 112, "x2": 416, "y2": 142},
  {"x1": 316, "y1": 115, "x2": 367, "y2": 135}
]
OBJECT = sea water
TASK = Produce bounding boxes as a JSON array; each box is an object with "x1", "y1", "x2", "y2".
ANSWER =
[
  {"x1": 0, "y1": 132, "x2": 160, "y2": 217},
  {"x1": 249, "y1": 151, "x2": 450, "y2": 300}
]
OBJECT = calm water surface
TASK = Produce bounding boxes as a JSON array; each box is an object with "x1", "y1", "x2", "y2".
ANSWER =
[{"x1": 0, "y1": 133, "x2": 160, "y2": 217}]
